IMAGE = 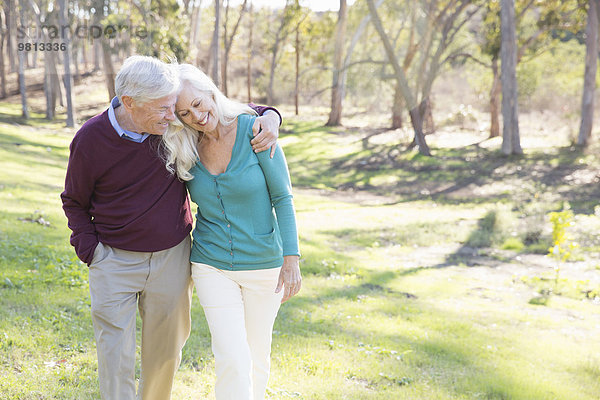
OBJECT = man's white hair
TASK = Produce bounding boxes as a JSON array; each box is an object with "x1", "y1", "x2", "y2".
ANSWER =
[{"x1": 115, "y1": 55, "x2": 179, "y2": 104}]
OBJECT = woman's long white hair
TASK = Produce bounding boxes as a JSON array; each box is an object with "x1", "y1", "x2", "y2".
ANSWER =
[{"x1": 162, "y1": 63, "x2": 257, "y2": 181}]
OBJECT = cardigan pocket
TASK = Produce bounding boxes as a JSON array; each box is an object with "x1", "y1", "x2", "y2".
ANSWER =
[{"x1": 254, "y1": 227, "x2": 275, "y2": 238}]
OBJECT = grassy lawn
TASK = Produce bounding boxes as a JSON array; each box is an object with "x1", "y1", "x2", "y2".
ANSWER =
[{"x1": 1, "y1": 104, "x2": 599, "y2": 399}]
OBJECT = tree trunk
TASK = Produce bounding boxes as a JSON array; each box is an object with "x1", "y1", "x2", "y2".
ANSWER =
[
  {"x1": 82, "y1": 36, "x2": 89, "y2": 72},
  {"x1": 489, "y1": 56, "x2": 501, "y2": 138},
  {"x1": 93, "y1": 40, "x2": 101, "y2": 71},
  {"x1": 246, "y1": 1, "x2": 253, "y2": 102},
  {"x1": 102, "y1": 42, "x2": 116, "y2": 100},
  {"x1": 44, "y1": 50, "x2": 63, "y2": 119},
  {"x1": 578, "y1": 0, "x2": 599, "y2": 147},
  {"x1": 209, "y1": 0, "x2": 221, "y2": 87},
  {"x1": 326, "y1": 0, "x2": 347, "y2": 126},
  {"x1": 6, "y1": 1, "x2": 16, "y2": 73},
  {"x1": 222, "y1": 0, "x2": 230, "y2": 95},
  {"x1": 190, "y1": 0, "x2": 201, "y2": 45},
  {"x1": 267, "y1": 4, "x2": 291, "y2": 105},
  {"x1": 500, "y1": 0, "x2": 522, "y2": 155},
  {"x1": 367, "y1": 0, "x2": 431, "y2": 156},
  {"x1": 190, "y1": 0, "x2": 203, "y2": 62},
  {"x1": 92, "y1": 0, "x2": 105, "y2": 72},
  {"x1": 58, "y1": 0, "x2": 75, "y2": 127},
  {"x1": 294, "y1": 17, "x2": 300, "y2": 115},
  {"x1": 73, "y1": 45, "x2": 80, "y2": 82},
  {"x1": 18, "y1": 52, "x2": 28, "y2": 118},
  {"x1": 194, "y1": 1, "x2": 205, "y2": 67},
  {"x1": 28, "y1": 0, "x2": 57, "y2": 119},
  {"x1": 391, "y1": 83, "x2": 403, "y2": 129},
  {"x1": 0, "y1": 9, "x2": 7, "y2": 99},
  {"x1": 267, "y1": 45, "x2": 277, "y2": 105},
  {"x1": 421, "y1": 96, "x2": 435, "y2": 135},
  {"x1": 125, "y1": 3, "x2": 133, "y2": 59},
  {"x1": 92, "y1": 0, "x2": 103, "y2": 72},
  {"x1": 222, "y1": 0, "x2": 248, "y2": 97},
  {"x1": 409, "y1": 106, "x2": 431, "y2": 156},
  {"x1": 267, "y1": 27, "x2": 283, "y2": 104},
  {"x1": 341, "y1": 0, "x2": 384, "y2": 121},
  {"x1": 44, "y1": 56, "x2": 55, "y2": 120},
  {"x1": 17, "y1": 0, "x2": 28, "y2": 118},
  {"x1": 51, "y1": 51, "x2": 64, "y2": 105}
]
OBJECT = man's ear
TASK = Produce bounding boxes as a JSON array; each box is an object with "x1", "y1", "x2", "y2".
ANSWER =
[{"x1": 121, "y1": 95, "x2": 135, "y2": 111}]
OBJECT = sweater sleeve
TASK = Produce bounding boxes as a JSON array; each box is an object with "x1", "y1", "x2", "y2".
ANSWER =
[
  {"x1": 60, "y1": 136, "x2": 99, "y2": 265},
  {"x1": 254, "y1": 136, "x2": 300, "y2": 257},
  {"x1": 249, "y1": 103, "x2": 282, "y2": 125}
]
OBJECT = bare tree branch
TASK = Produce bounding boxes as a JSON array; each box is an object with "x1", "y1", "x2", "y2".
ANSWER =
[{"x1": 444, "y1": 51, "x2": 492, "y2": 68}]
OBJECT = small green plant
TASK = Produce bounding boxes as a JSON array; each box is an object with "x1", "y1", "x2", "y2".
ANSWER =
[
  {"x1": 501, "y1": 237, "x2": 525, "y2": 251},
  {"x1": 548, "y1": 207, "x2": 578, "y2": 290}
]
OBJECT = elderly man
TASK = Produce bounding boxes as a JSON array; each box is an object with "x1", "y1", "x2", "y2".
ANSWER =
[{"x1": 60, "y1": 55, "x2": 281, "y2": 400}]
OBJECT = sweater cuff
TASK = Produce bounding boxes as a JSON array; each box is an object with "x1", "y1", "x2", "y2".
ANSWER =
[{"x1": 249, "y1": 103, "x2": 282, "y2": 125}]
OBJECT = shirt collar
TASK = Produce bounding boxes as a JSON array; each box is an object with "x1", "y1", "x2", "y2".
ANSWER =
[{"x1": 108, "y1": 97, "x2": 150, "y2": 143}]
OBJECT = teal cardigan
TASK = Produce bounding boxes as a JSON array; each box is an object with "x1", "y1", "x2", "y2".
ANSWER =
[{"x1": 186, "y1": 114, "x2": 300, "y2": 270}]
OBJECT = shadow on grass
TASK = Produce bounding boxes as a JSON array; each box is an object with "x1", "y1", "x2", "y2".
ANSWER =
[
  {"x1": 285, "y1": 126, "x2": 600, "y2": 213},
  {"x1": 0, "y1": 129, "x2": 66, "y2": 149},
  {"x1": 0, "y1": 113, "x2": 51, "y2": 126},
  {"x1": 0, "y1": 131, "x2": 70, "y2": 173}
]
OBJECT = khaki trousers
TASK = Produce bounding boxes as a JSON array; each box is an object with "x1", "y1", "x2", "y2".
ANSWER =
[
  {"x1": 191, "y1": 262, "x2": 283, "y2": 400},
  {"x1": 89, "y1": 237, "x2": 193, "y2": 400}
]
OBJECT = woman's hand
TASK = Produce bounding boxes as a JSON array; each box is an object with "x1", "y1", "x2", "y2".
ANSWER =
[
  {"x1": 251, "y1": 111, "x2": 280, "y2": 158},
  {"x1": 275, "y1": 255, "x2": 301, "y2": 303}
]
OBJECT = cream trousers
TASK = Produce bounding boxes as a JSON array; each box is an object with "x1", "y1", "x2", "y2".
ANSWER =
[{"x1": 192, "y1": 262, "x2": 283, "y2": 400}]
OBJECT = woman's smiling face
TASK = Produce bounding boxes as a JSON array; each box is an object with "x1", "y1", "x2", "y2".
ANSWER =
[{"x1": 175, "y1": 86, "x2": 219, "y2": 134}]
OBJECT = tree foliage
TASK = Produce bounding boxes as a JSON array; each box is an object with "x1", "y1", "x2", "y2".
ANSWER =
[{"x1": 3, "y1": 0, "x2": 598, "y2": 147}]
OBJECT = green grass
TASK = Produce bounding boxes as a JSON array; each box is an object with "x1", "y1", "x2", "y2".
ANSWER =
[{"x1": 1, "y1": 105, "x2": 600, "y2": 399}]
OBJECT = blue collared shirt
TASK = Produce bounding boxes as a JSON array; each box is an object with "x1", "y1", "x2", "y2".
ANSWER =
[{"x1": 108, "y1": 97, "x2": 150, "y2": 143}]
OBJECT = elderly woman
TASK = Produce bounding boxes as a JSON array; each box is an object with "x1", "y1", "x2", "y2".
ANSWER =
[{"x1": 162, "y1": 63, "x2": 301, "y2": 400}]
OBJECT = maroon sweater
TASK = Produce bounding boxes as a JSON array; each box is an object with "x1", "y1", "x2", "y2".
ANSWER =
[{"x1": 61, "y1": 105, "x2": 278, "y2": 265}]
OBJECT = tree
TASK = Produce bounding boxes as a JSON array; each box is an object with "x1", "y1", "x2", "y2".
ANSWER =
[
  {"x1": 266, "y1": 1, "x2": 297, "y2": 105},
  {"x1": 91, "y1": 0, "x2": 116, "y2": 100},
  {"x1": 325, "y1": 0, "x2": 347, "y2": 126},
  {"x1": 475, "y1": 1, "x2": 581, "y2": 138},
  {"x1": 577, "y1": 0, "x2": 600, "y2": 146},
  {"x1": 367, "y1": 0, "x2": 482, "y2": 156},
  {"x1": 292, "y1": 1, "x2": 309, "y2": 115},
  {"x1": 294, "y1": 5, "x2": 300, "y2": 115},
  {"x1": 5, "y1": 0, "x2": 16, "y2": 73},
  {"x1": 0, "y1": 7, "x2": 7, "y2": 98},
  {"x1": 16, "y1": 0, "x2": 28, "y2": 118},
  {"x1": 500, "y1": 0, "x2": 522, "y2": 155},
  {"x1": 128, "y1": 0, "x2": 188, "y2": 60},
  {"x1": 246, "y1": 1, "x2": 253, "y2": 102},
  {"x1": 58, "y1": 0, "x2": 75, "y2": 127},
  {"x1": 334, "y1": 0, "x2": 384, "y2": 123},
  {"x1": 209, "y1": 0, "x2": 222, "y2": 87},
  {"x1": 27, "y1": 0, "x2": 63, "y2": 119},
  {"x1": 222, "y1": 0, "x2": 248, "y2": 96},
  {"x1": 188, "y1": 0, "x2": 204, "y2": 65}
]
